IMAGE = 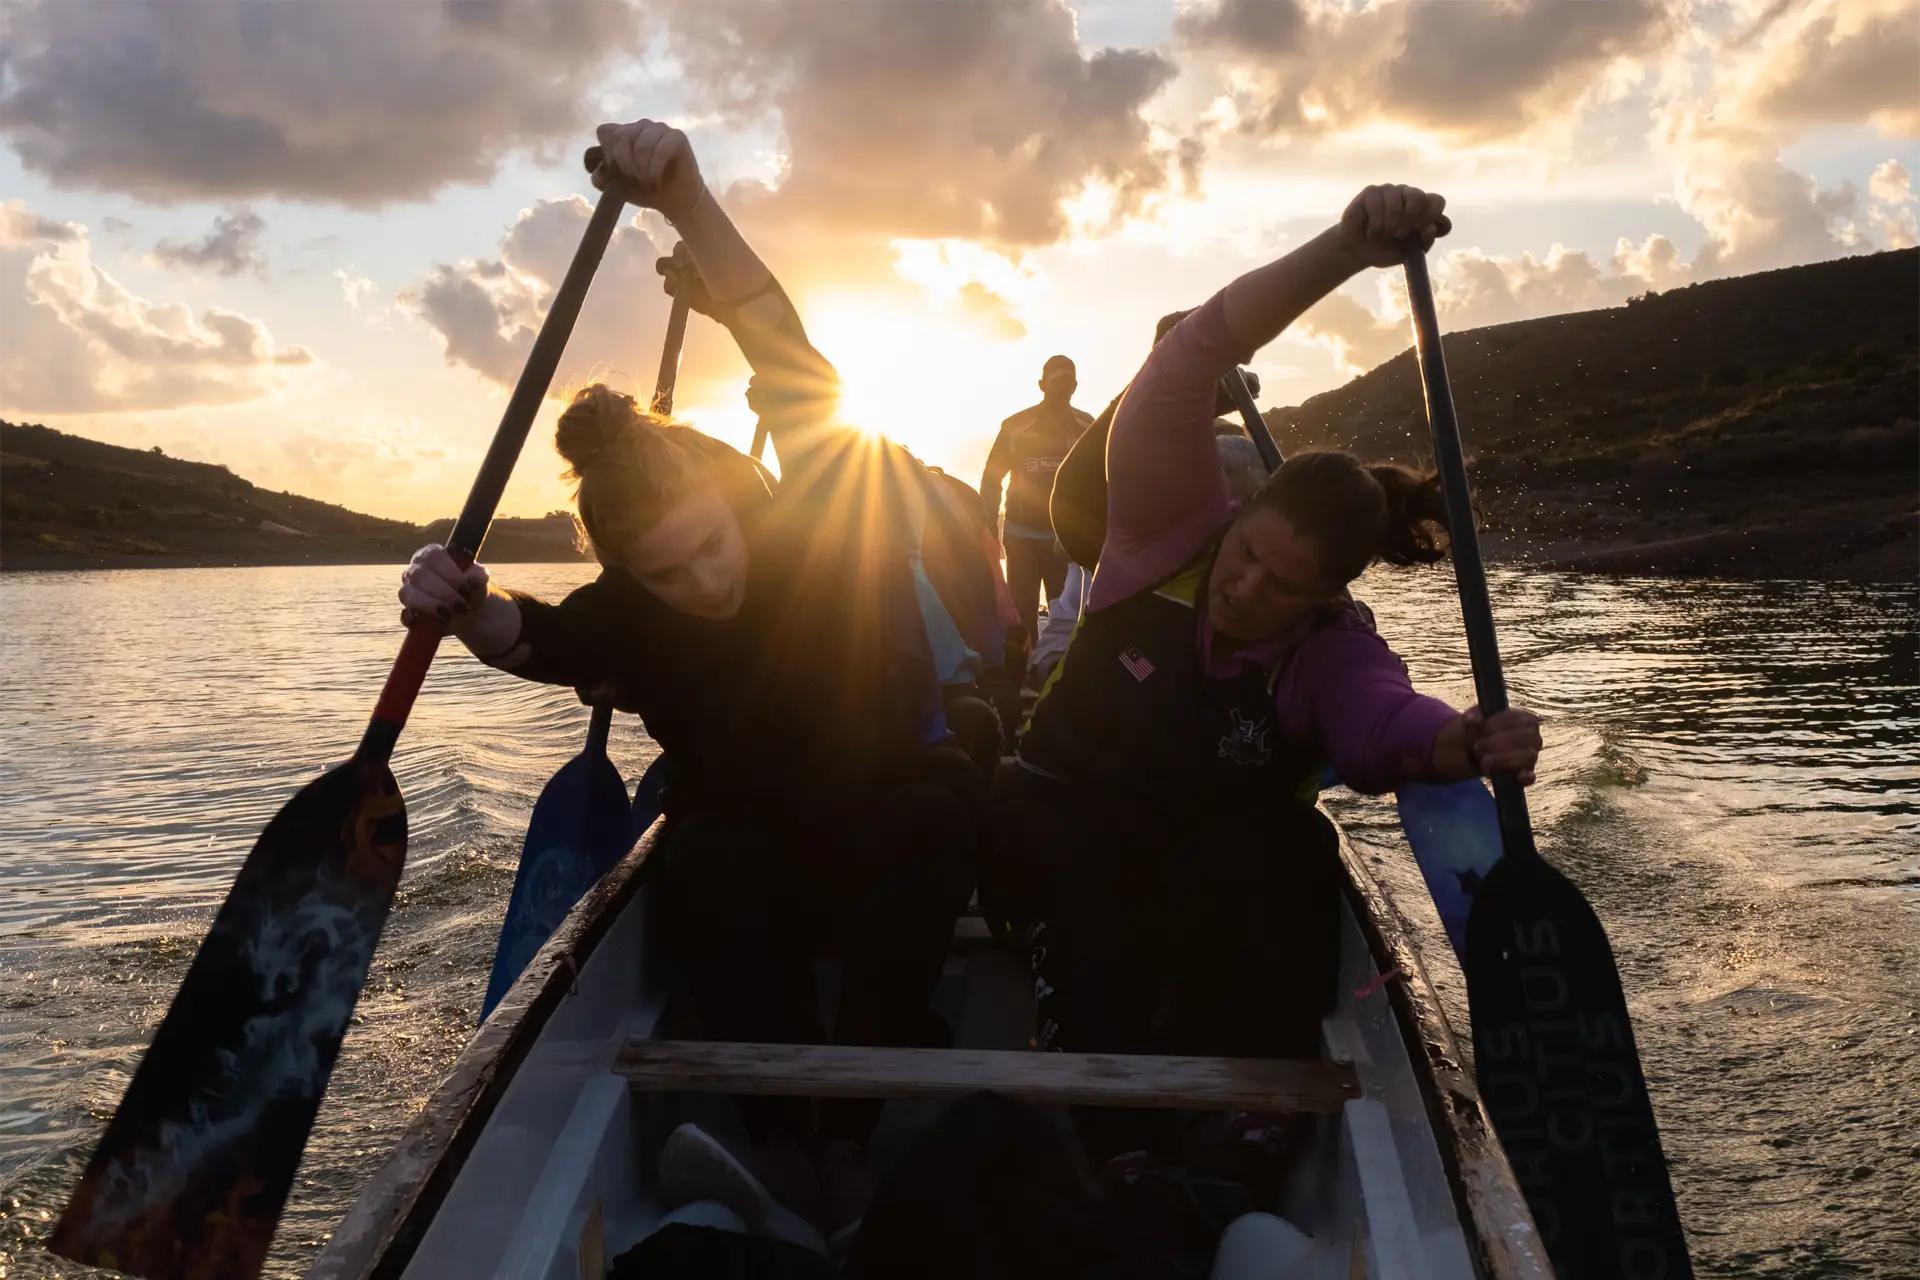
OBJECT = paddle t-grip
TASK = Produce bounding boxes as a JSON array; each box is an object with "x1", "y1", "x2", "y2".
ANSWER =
[{"x1": 583, "y1": 145, "x2": 684, "y2": 210}]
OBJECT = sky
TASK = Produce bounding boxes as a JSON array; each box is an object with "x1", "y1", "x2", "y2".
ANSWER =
[{"x1": 1, "y1": 0, "x2": 1914, "y2": 524}]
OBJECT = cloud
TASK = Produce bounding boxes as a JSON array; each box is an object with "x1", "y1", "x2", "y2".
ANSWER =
[
  {"x1": 655, "y1": 0, "x2": 1180, "y2": 245},
  {"x1": 0, "y1": 0, "x2": 644, "y2": 205},
  {"x1": 334, "y1": 269, "x2": 378, "y2": 309},
  {"x1": 1176, "y1": 0, "x2": 1675, "y2": 142},
  {"x1": 1664, "y1": 112, "x2": 1864, "y2": 273},
  {"x1": 0, "y1": 200, "x2": 313, "y2": 414},
  {"x1": 1868, "y1": 160, "x2": 1918, "y2": 249},
  {"x1": 1732, "y1": 0, "x2": 1920, "y2": 136},
  {"x1": 149, "y1": 209, "x2": 267, "y2": 276},
  {"x1": 277, "y1": 411, "x2": 451, "y2": 494},
  {"x1": 1295, "y1": 234, "x2": 1694, "y2": 375},
  {"x1": 957, "y1": 282, "x2": 1028, "y2": 342},
  {"x1": 403, "y1": 197, "x2": 672, "y2": 391},
  {"x1": 1295, "y1": 291, "x2": 1409, "y2": 377},
  {"x1": 1869, "y1": 159, "x2": 1914, "y2": 206},
  {"x1": 1293, "y1": 110, "x2": 1912, "y2": 381}
]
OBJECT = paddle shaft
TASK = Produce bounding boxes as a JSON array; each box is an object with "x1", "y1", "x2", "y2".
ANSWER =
[
  {"x1": 1223, "y1": 368, "x2": 1281, "y2": 472},
  {"x1": 1401, "y1": 247, "x2": 1538, "y2": 861},
  {"x1": 652, "y1": 292, "x2": 690, "y2": 417},
  {"x1": 361, "y1": 188, "x2": 628, "y2": 764},
  {"x1": 1408, "y1": 244, "x2": 1692, "y2": 1275}
]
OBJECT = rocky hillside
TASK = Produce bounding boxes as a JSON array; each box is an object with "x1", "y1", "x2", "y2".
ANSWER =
[
  {"x1": 0, "y1": 421, "x2": 591, "y2": 569},
  {"x1": 1266, "y1": 248, "x2": 1917, "y2": 580}
]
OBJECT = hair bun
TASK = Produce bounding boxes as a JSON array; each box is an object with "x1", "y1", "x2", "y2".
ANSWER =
[
  {"x1": 1367, "y1": 462, "x2": 1450, "y2": 567},
  {"x1": 555, "y1": 384, "x2": 640, "y2": 476}
]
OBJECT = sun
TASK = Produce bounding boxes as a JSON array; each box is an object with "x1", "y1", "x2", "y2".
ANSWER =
[{"x1": 798, "y1": 290, "x2": 1032, "y2": 480}]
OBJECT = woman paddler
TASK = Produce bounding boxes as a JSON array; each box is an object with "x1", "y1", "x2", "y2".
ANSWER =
[
  {"x1": 985, "y1": 183, "x2": 1545, "y2": 1167},
  {"x1": 399, "y1": 119, "x2": 997, "y2": 1244}
]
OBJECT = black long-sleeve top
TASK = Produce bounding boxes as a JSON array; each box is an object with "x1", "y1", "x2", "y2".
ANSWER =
[{"x1": 495, "y1": 287, "x2": 946, "y2": 812}]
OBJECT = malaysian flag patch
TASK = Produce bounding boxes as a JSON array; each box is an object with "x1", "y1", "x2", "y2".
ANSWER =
[{"x1": 1118, "y1": 644, "x2": 1156, "y2": 682}]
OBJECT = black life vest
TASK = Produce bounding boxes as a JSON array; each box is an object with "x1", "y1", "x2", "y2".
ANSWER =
[{"x1": 1017, "y1": 547, "x2": 1324, "y2": 810}]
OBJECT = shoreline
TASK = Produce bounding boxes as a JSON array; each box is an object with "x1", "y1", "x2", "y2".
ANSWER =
[
  {"x1": 5, "y1": 511, "x2": 1913, "y2": 582},
  {"x1": 0, "y1": 548, "x2": 593, "y2": 573}
]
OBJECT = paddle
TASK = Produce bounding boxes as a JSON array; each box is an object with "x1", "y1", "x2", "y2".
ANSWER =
[
  {"x1": 1223, "y1": 368, "x2": 1277, "y2": 471},
  {"x1": 479, "y1": 283, "x2": 692, "y2": 1022},
  {"x1": 1402, "y1": 244, "x2": 1693, "y2": 1278},
  {"x1": 479, "y1": 704, "x2": 637, "y2": 1021},
  {"x1": 50, "y1": 179, "x2": 629, "y2": 1280}
]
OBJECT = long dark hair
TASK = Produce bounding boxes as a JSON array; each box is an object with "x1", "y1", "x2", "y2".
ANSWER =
[
  {"x1": 1246, "y1": 449, "x2": 1449, "y2": 587},
  {"x1": 553, "y1": 384, "x2": 769, "y2": 566}
]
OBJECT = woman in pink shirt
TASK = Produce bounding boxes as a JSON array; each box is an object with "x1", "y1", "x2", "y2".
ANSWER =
[{"x1": 986, "y1": 183, "x2": 1543, "y2": 1169}]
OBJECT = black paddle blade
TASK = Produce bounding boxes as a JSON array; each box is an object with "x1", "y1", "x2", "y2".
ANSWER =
[
  {"x1": 1465, "y1": 853, "x2": 1692, "y2": 1279},
  {"x1": 51, "y1": 758, "x2": 406, "y2": 1280}
]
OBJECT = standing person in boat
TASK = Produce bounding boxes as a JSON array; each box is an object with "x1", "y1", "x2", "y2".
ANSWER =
[
  {"x1": 980, "y1": 356, "x2": 1094, "y2": 674},
  {"x1": 985, "y1": 184, "x2": 1544, "y2": 1169},
  {"x1": 399, "y1": 118, "x2": 992, "y2": 1246}
]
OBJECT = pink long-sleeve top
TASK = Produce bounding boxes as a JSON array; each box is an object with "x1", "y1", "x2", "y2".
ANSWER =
[{"x1": 1088, "y1": 292, "x2": 1456, "y2": 795}]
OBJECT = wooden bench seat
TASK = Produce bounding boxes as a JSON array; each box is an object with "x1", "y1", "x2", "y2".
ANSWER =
[{"x1": 616, "y1": 1040, "x2": 1359, "y2": 1114}]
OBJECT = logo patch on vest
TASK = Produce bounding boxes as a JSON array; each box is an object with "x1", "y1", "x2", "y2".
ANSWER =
[
  {"x1": 1118, "y1": 645, "x2": 1156, "y2": 682},
  {"x1": 1218, "y1": 709, "x2": 1275, "y2": 766}
]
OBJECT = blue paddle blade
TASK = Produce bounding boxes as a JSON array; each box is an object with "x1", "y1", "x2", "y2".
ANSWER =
[
  {"x1": 480, "y1": 750, "x2": 633, "y2": 1021},
  {"x1": 629, "y1": 754, "x2": 667, "y2": 846},
  {"x1": 1395, "y1": 779, "x2": 1504, "y2": 960}
]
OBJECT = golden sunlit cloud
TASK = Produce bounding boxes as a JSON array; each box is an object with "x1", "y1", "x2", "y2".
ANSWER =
[{"x1": 890, "y1": 238, "x2": 1035, "y2": 307}]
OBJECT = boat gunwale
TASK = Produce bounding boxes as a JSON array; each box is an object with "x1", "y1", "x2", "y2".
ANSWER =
[
  {"x1": 313, "y1": 814, "x2": 1547, "y2": 1280},
  {"x1": 1330, "y1": 824, "x2": 1549, "y2": 1279},
  {"x1": 305, "y1": 824, "x2": 665, "y2": 1280}
]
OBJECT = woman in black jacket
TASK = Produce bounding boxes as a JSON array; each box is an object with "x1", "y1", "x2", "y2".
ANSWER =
[{"x1": 400, "y1": 119, "x2": 986, "y2": 1242}]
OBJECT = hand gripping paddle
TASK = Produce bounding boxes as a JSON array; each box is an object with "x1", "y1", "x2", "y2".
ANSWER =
[
  {"x1": 51, "y1": 177, "x2": 630, "y2": 1280},
  {"x1": 1403, "y1": 244, "x2": 1693, "y2": 1279}
]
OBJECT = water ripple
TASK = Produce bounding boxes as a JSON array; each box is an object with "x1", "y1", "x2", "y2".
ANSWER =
[{"x1": 1, "y1": 564, "x2": 1915, "y2": 1277}]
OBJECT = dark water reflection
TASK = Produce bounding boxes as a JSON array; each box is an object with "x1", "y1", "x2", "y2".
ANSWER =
[{"x1": 2, "y1": 565, "x2": 1915, "y2": 1276}]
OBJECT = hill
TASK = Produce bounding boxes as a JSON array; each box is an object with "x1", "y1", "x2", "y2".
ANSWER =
[
  {"x1": 0, "y1": 421, "x2": 591, "y2": 569},
  {"x1": 1265, "y1": 248, "x2": 1917, "y2": 580}
]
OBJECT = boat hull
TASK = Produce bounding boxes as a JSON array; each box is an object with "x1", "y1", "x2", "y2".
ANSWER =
[{"x1": 311, "y1": 816, "x2": 1547, "y2": 1279}]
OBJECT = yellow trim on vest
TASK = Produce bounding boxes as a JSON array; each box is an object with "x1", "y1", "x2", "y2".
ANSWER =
[{"x1": 1149, "y1": 564, "x2": 1208, "y2": 608}]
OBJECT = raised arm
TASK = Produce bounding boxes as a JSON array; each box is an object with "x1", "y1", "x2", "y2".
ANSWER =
[
  {"x1": 1220, "y1": 185, "x2": 1446, "y2": 354},
  {"x1": 592, "y1": 119, "x2": 839, "y2": 474},
  {"x1": 1091, "y1": 185, "x2": 1449, "y2": 611}
]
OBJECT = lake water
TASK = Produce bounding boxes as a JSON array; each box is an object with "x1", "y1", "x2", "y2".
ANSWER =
[{"x1": 1, "y1": 564, "x2": 1915, "y2": 1277}]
